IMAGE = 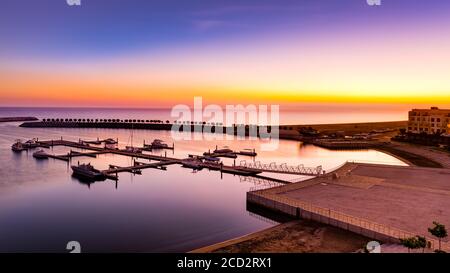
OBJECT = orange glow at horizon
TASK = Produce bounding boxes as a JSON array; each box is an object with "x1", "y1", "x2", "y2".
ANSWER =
[{"x1": 2, "y1": 26, "x2": 450, "y2": 107}]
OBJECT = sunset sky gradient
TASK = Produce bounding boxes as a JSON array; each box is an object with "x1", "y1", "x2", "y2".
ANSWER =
[{"x1": 1, "y1": 0, "x2": 450, "y2": 107}]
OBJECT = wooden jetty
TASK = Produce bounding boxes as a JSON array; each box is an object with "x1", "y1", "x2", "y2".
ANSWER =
[
  {"x1": 68, "y1": 150, "x2": 105, "y2": 158},
  {"x1": 103, "y1": 160, "x2": 178, "y2": 175}
]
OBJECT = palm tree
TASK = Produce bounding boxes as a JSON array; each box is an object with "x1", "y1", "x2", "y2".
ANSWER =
[{"x1": 428, "y1": 221, "x2": 448, "y2": 252}]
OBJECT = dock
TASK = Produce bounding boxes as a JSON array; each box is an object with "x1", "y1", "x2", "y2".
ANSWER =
[
  {"x1": 15, "y1": 138, "x2": 323, "y2": 181},
  {"x1": 103, "y1": 160, "x2": 179, "y2": 175}
]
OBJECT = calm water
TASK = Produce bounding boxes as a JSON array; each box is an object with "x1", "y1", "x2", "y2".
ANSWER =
[{"x1": 0, "y1": 111, "x2": 407, "y2": 252}]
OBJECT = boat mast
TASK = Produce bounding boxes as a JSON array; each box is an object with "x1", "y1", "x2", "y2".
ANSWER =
[{"x1": 131, "y1": 123, "x2": 134, "y2": 148}]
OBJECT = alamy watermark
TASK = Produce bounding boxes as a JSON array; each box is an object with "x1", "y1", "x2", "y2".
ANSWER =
[
  {"x1": 170, "y1": 97, "x2": 280, "y2": 151},
  {"x1": 367, "y1": 0, "x2": 382, "y2": 6},
  {"x1": 66, "y1": 0, "x2": 81, "y2": 6},
  {"x1": 66, "y1": 241, "x2": 81, "y2": 253},
  {"x1": 366, "y1": 241, "x2": 381, "y2": 253}
]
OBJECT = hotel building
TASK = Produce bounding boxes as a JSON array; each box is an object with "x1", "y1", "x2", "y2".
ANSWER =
[{"x1": 408, "y1": 107, "x2": 450, "y2": 134}]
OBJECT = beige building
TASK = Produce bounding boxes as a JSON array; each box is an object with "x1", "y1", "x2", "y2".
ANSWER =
[{"x1": 408, "y1": 107, "x2": 450, "y2": 134}]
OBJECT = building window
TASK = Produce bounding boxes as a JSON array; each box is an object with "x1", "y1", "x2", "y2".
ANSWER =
[{"x1": 431, "y1": 118, "x2": 435, "y2": 122}]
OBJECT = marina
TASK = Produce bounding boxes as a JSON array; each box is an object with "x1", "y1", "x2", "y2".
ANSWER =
[{"x1": 11, "y1": 137, "x2": 324, "y2": 181}]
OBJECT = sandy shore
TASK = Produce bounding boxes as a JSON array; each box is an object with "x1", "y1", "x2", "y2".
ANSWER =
[{"x1": 191, "y1": 220, "x2": 369, "y2": 253}]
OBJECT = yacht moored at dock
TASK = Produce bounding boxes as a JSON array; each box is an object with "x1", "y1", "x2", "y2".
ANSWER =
[
  {"x1": 32, "y1": 149, "x2": 48, "y2": 159},
  {"x1": 24, "y1": 139, "x2": 39, "y2": 148},
  {"x1": 71, "y1": 163, "x2": 106, "y2": 181},
  {"x1": 104, "y1": 138, "x2": 118, "y2": 145},
  {"x1": 11, "y1": 140, "x2": 26, "y2": 152},
  {"x1": 213, "y1": 145, "x2": 233, "y2": 154},
  {"x1": 125, "y1": 146, "x2": 143, "y2": 153},
  {"x1": 151, "y1": 139, "x2": 168, "y2": 148},
  {"x1": 239, "y1": 149, "x2": 257, "y2": 156},
  {"x1": 181, "y1": 158, "x2": 204, "y2": 170}
]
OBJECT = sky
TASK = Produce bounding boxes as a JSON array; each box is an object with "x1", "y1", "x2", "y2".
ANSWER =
[{"x1": 1, "y1": 0, "x2": 450, "y2": 108}]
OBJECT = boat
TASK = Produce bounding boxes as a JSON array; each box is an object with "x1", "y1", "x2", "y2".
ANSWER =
[
  {"x1": 11, "y1": 140, "x2": 27, "y2": 152},
  {"x1": 24, "y1": 139, "x2": 39, "y2": 148},
  {"x1": 203, "y1": 151, "x2": 237, "y2": 158},
  {"x1": 204, "y1": 156, "x2": 221, "y2": 163},
  {"x1": 125, "y1": 146, "x2": 142, "y2": 153},
  {"x1": 71, "y1": 163, "x2": 105, "y2": 180},
  {"x1": 104, "y1": 138, "x2": 117, "y2": 145},
  {"x1": 203, "y1": 157, "x2": 221, "y2": 166},
  {"x1": 239, "y1": 148, "x2": 257, "y2": 156},
  {"x1": 32, "y1": 149, "x2": 48, "y2": 159},
  {"x1": 124, "y1": 125, "x2": 142, "y2": 153},
  {"x1": 150, "y1": 139, "x2": 169, "y2": 149},
  {"x1": 181, "y1": 158, "x2": 203, "y2": 170},
  {"x1": 213, "y1": 146, "x2": 233, "y2": 154}
]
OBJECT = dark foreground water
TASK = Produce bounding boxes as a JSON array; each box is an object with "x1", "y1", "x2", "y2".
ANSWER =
[{"x1": 0, "y1": 120, "x2": 406, "y2": 252}]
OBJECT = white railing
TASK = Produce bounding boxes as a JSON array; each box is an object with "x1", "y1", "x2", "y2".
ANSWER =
[{"x1": 239, "y1": 160, "x2": 323, "y2": 175}]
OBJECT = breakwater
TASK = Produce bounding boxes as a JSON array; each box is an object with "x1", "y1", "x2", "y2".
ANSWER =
[
  {"x1": 0, "y1": 116, "x2": 38, "y2": 123},
  {"x1": 20, "y1": 120, "x2": 278, "y2": 137}
]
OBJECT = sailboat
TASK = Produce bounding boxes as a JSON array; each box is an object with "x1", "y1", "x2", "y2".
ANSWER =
[{"x1": 125, "y1": 124, "x2": 142, "y2": 153}]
